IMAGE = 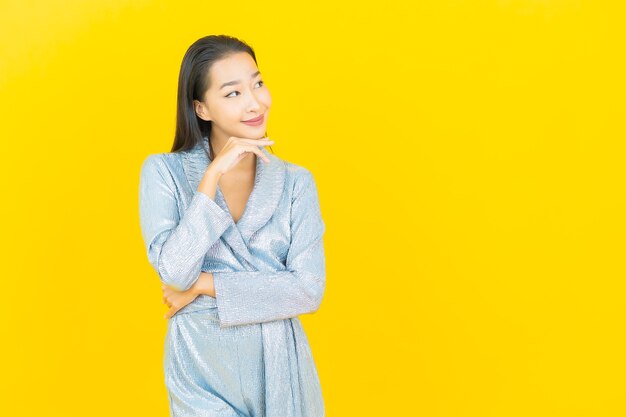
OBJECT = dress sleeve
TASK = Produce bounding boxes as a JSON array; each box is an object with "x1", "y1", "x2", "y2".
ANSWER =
[
  {"x1": 212, "y1": 170, "x2": 326, "y2": 327},
  {"x1": 138, "y1": 154, "x2": 233, "y2": 291}
]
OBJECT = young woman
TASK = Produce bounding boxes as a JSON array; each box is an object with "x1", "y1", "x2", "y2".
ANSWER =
[{"x1": 138, "y1": 35, "x2": 326, "y2": 417}]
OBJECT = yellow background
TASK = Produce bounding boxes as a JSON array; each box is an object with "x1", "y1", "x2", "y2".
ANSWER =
[{"x1": 1, "y1": 0, "x2": 624, "y2": 415}]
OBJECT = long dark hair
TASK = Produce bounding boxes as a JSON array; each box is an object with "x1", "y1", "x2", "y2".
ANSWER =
[{"x1": 171, "y1": 34, "x2": 271, "y2": 158}]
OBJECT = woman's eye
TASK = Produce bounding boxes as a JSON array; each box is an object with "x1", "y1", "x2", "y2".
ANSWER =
[{"x1": 225, "y1": 81, "x2": 263, "y2": 98}]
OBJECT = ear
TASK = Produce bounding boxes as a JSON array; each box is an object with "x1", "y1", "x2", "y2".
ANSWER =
[{"x1": 193, "y1": 99, "x2": 211, "y2": 121}]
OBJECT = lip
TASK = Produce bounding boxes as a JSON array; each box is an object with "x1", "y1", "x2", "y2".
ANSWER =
[{"x1": 242, "y1": 114, "x2": 264, "y2": 126}]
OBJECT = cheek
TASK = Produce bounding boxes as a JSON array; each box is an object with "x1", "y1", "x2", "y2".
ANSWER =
[
  {"x1": 219, "y1": 105, "x2": 242, "y2": 122},
  {"x1": 206, "y1": 98, "x2": 235, "y2": 121}
]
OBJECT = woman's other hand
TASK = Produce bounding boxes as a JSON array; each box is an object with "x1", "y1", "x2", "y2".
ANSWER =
[
  {"x1": 161, "y1": 272, "x2": 216, "y2": 319},
  {"x1": 162, "y1": 284, "x2": 199, "y2": 319}
]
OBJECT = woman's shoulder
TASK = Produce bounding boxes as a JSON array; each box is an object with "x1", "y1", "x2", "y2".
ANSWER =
[
  {"x1": 139, "y1": 152, "x2": 185, "y2": 184},
  {"x1": 280, "y1": 158, "x2": 319, "y2": 196},
  {"x1": 280, "y1": 156, "x2": 312, "y2": 178},
  {"x1": 142, "y1": 151, "x2": 182, "y2": 164}
]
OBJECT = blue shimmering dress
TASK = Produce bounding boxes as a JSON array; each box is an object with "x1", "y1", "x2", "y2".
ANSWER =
[{"x1": 138, "y1": 137, "x2": 326, "y2": 417}]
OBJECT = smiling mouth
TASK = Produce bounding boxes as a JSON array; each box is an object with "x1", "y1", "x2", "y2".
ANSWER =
[{"x1": 243, "y1": 114, "x2": 264, "y2": 122}]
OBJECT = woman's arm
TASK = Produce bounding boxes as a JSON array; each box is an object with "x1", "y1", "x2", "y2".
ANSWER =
[
  {"x1": 190, "y1": 272, "x2": 216, "y2": 297},
  {"x1": 212, "y1": 170, "x2": 326, "y2": 327},
  {"x1": 161, "y1": 272, "x2": 215, "y2": 319},
  {"x1": 139, "y1": 154, "x2": 232, "y2": 292}
]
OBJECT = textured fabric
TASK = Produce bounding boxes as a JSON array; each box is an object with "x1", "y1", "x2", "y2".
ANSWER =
[{"x1": 138, "y1": 137, "x2": 326, "y2": 417}]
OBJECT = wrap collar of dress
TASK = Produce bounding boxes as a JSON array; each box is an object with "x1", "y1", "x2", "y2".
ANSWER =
[{"x1": 181, "y1": 137, "x2": 286, "y2": 270}]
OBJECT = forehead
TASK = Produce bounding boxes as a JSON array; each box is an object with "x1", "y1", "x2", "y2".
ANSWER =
[{"x1": 209, "y1": 52, "x2": 258, "y2": 84}]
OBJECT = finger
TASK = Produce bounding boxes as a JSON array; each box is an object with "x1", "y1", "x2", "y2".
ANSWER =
[
  {"x1": 163, "y1": 297, "x2": 172, "y2": 307},
  {"x1": 165, "y1": 306, "x2": 178, "y2": 319},
  {"x1": 238, "y1": 139, "x2": 274, "y2": 146},
  {"x1": 242, "y1": 139, "x2": 274, "y2": 146},
  {"x1": 245, "y1": 145, "x2": 270, "y2": 163},
  {"x1": 237, "y1": 137, "x2": 274, "y2": 144}
]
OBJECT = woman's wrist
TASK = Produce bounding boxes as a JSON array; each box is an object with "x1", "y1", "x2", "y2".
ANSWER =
[
  {"x1": 197, "y1": 165, "x2": 222, "y2": 199},
  {"x1": 191, "y1": 272, "x2": 216, "y2": 297}
]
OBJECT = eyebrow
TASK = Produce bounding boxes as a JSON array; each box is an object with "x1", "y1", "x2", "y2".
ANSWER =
[{"x1": 219, "y1": 70, "x2": 261, "y2": 90}]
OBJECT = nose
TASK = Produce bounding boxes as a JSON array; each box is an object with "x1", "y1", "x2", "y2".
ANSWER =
[{"x1": 246, "y1": 90, "x2": 263, "y2": 113}]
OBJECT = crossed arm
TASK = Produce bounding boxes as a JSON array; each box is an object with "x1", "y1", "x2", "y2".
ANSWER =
[{"x1": 140, "y1": 154, "x2": 326, "y2": 327}]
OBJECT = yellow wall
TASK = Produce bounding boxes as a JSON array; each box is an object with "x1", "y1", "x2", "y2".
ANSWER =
[{"x1": 1, "y1": 1, "x2": 624, "y2": 415}]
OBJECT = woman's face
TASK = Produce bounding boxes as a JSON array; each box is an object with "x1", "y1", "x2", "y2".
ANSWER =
[{"x1": 194, "y1": 51, "x2": 272, "y2": 142}]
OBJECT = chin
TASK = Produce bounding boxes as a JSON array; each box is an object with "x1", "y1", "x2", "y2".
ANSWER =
[{"x1": 244, "y1": 129, "x2": 268, "y2": 140}]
